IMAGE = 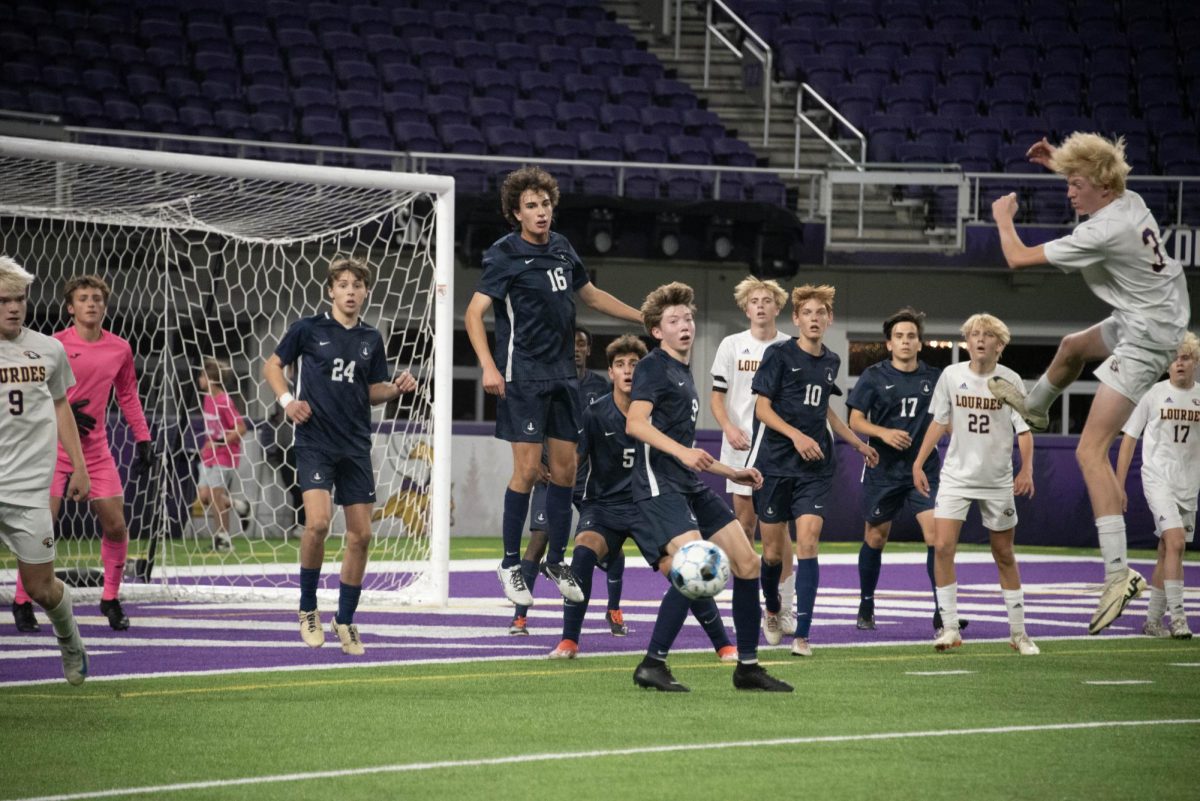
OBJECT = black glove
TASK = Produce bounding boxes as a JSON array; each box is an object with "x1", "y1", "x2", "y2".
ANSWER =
[
  {"x1": 70, "y1": 399, "x2": 96, "y2": 437},
  {"x1": 131, "y1": 440, "x2": 158, "y2": 478}
]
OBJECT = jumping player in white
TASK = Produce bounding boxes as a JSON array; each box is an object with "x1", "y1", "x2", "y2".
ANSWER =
[{"x1": 989, "y1": 132, "x2": 1189, "y2": 634}]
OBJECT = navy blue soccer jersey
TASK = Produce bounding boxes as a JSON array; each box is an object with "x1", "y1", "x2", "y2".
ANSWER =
[
  {"x1": 846, "y1": 359, "x2": 941, "y2": 482},
  {"x1": 476, "y1": 231, "x2": 589, "y2": 382},
  {"x1": 274, "y1": 312, "x2": 388, "y2": 454},
  {"x1": 630, "y1": 347, "x2": 704, "y2": 499},
  {"x1": 578, "y1": 370, "x2": 611, "y2": 407},
  {"x1": 749, "y1": 340, "x2": 842, "y2": 478},
  {"x1": 577, "y1": 393, "x2": 636, "y2": 504}
]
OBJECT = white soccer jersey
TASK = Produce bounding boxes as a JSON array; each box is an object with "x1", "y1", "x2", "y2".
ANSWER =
[
  {"x1": 930, "y1": 362, "x2": 1029, "y2": 494},
  {"x1": 710, "y1": 328, "x2": 791, "y2": 443},
  {"x1": 0, "y1": 328, "x2": 74, "y2": 506},
  {"x1": 1122, "y1": 379, "x2": 1200, "y2": 510},
  {"x1": 1043, "y1": 190, "x2": 1189, "y2": 351}
]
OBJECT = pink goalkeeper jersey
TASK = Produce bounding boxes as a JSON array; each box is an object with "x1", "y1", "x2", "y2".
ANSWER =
[
  {"x1": 53, "y1": 327, "x2": 150, "y2": 470},
  {"x1": 201, "y1": 391, "x2": 244, "y2": 468}
]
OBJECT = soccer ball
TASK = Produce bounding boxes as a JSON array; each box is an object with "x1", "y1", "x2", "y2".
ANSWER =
[{"x1": 668, "y1": 540, "x2": 730, "y2": 600}]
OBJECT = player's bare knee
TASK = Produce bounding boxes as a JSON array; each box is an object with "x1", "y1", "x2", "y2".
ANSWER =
[
  {"x1": 345, "y1": 529, "x2": 372, "y2": 552},
  {"x1": 306, "y1": 517, "x2": 331, "y2": 540},
  {"x1": 864, "y1": 525, "x2": 889, "y2": 549},
  {"x1": 576, "y1": 530, "x2": 606, "y2": 558},
  {"x1": 729, "y1": 548, "x2": 760, "y2": 578},
  {"x1": 101, "y1": 525, "x2": 128, "y2": 542}
]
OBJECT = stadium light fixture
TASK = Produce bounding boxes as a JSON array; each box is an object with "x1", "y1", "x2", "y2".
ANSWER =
[
  {"x1": 654, "y1": 213, "x2": 681, "y2": 258},
  {"x1": 586, "y1": 208, "x2": 614, "y2": 255},
  {"x1": 708, "y1": 217, "x2": 734, "y2": 259}
]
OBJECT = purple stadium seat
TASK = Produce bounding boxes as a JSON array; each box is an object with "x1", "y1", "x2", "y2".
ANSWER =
[
  {"x1": 564, "y1": 74, "x2": 607, "y2": 108},
  {"x1": 534, "y1": 129, "x2": 578, "y2": 159},
  {"x1": 381, "y1": 64, "x2": 425, "y2": 97},
  {"x1": 682, "y1": 108, "x2": 727, "y2": 140},
  {"x1": 895, "y1": 141, "x2": 944, "y2": 164},
  {"x1": 484, "y1": 126, "x2": 533, "y2": 157},
  {"x1": 538, "y1": 45, "x2": 579, "y2": 75},
  {"x1": 608, "y1": 76, "x2": 652, "y2": 108},
  {"x1": 392, "y1": 122, "x2": 440, "y2": 152},
  {"x1": 428, "y1": 67, "x2": 472, "y2": 100},
  {"x1": 653, "y1": 79, "x2": 698, "y2": 110},
  {"x1": 470, "y1": 96, "x2": 511, "y2": 130},
  {"x1": 383, "y1": 92, "x2": 428, "y2": 126},
  {"x1": 860, "y1": 30, "x2": 905, "y2": 63},
  {"x1": 785, "y1": 0, "x2": 830, "y2": 28},
  {"x1": 599, "y1": 104, "x2": 641, "y2": 136},
  {"x1": 711, "y1": 137, "x2": 758, "y2": 167},
  {"x1": 849, "y1": 57, "x2": 893, "y2": 97},
  {"x1": 339, "y1": 89, "x2": 378, "y2": 117},
  {"x1": 945, "y1": 142, "x2": 995, "y2": 172},
  {"x1": 911, "y1": 116, "x2": 957, "y2": 151},
  {"x1": 985, "y1": 86, "x2": 1030, "y2": 118},
  {"x1": 519, "y1": 71, "x2": 564, "y2": 105},
  {"x1": 472, "y1": 13, "x2": 511, "y2": 44},
  {"x1": 555, "y1": 101, "x2": 599, "y2": 133},
  {"x1": 933, "y1": 86, "x2": 977, "y2": 117},
  {"x1": 455, "y1": 41, "x2": 496, "y2": 73},
  {"x1": 555, "y1": 18, "x2": 596, "y2": 49},
  {"x1": 392, "y1": 8, "x2": 435, "y2": 39},
  {"x1": 293, "y1": 87, "x2": 337, "y2": 116},
  {"x1": 474, "y1": 69, "x2": 518, "y2": 104},
  {"x1": 639, "y1": 107, "x2": 683, "y2": 137},
  {"x1": 432, "y1": 11, "x2": 473, "y2": 41},
  {"x1": 426, "y1": 94, "x2": 471, "y2": 127},
  {"x1": 410, "y1": 38, "x2": 455, "y2": 70},
  {"x1": 668, "y1": 135, "x2": 712, "y2": 165},
  {"x1": 512, "y1": 99, "x2": 555, "y2": 131},
  {"x1": 620, "y1": 50, "x2": 665, "y2": 81},
  {"x1": 581, "y1": 47, "x2": 622, "y2": 79}
]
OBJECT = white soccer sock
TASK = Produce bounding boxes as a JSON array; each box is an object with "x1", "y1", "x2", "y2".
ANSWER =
[
  {"x1": 1025, "y1": 374, "x2": 1065, "y2": 416},
  {"x1": 935, "y1": 583, "x2": 958, "y2": 631},
  {"x1": 1146, "y1": 586, "x2": 1167, "y2": 622},
  {"x1": 44, "y1": 583, "x2": 78, "y2": 640},
  {"x1": 1095, "y1": 516, "x2": 1127, "y2": 579},
  {"x1": 1002, "y1": 588, "x2": 1026, "y2": 636},
  {"x1": 779, "y1": 570, "x2": 796, "y2": 614},
  {"x1": 1165, "y1": 580, "x2": 1185, "y2": 621}
]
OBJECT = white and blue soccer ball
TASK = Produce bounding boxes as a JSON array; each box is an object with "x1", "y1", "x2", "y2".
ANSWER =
[{"x1": 669, "y1": 540, "x2": 730, "y2": 600}]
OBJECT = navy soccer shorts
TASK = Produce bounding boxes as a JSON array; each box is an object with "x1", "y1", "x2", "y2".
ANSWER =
[
  {"x1": 754, "y1": 474, "x2": 833, "y2": 523},
  {"x1": 632, "y1": 488, "x2": 735, "y2": 568},
  {"x1": 295, "y1": 447, "x2": 377, "y2": 507},
  {"x1": 495, "y1": 377, "x2": 581, "y2": 444},
  {"x1": 574, "y1": 501, "x2": 635, "y2": 563},
  {"x1": 861, "y1": 472, "x2": 937, "y2": 524}
]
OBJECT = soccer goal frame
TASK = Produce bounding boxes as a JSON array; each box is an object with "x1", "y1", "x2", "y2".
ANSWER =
[{"x1": 0, "y1": 135, "x2": 453, "y2": 607}]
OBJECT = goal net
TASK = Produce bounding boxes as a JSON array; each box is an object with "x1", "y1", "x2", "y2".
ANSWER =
[{"x1": 0, "y1": 136, "x2": 453, "y2": 606}]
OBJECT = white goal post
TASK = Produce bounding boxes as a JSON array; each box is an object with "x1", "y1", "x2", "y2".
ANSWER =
[{"x1": 0, "y1": 135, "x2": 453, "y2": 606}]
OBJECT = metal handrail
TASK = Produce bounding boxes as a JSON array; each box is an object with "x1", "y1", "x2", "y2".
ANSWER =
[
  {"x1": 703, "y1": 0, "x2": 773, "y2": 147},
  {"x1": 794, "y1": 83, "x2": 866, "y2": 170}
]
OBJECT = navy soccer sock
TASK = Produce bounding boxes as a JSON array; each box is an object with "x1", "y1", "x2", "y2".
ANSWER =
[
  {"x1": 691, "y1": 597, "x2": 732, "y2": 650},
  {"x1": 513, "y1": 559, "x2": 540, "y2": 618},
  {"x1": 605, "y1": 548, "x2": 625, "y2": 610},
  {"x1": 926, "y1": 545, "x2": 941, "y2": 625},
  {"x1": 299, "y1": 566, "x2": 321, "y2": 613},
  {"x1": 794, "y1": 557, "x2": 819, "y2": 639},
  {"x1": 858, "y1": 543, "x2": 882, "y2": 613},
  {"x1": 760, "y1": 558, "x2": 783, "y2": 614},
  {"x1": 562, "y1": 545, "x2": 598, "y2": 642},
  {"x1": 544, "y1": 483, "x2": 574, "y2": 564},
  {"x1": 335, "y1": 582, "x2": 362, "y2": 626},
  {"x1": 646, "y1": 585, "x2": 691, "y2": 661},
  {"x1": 732, "y1": 576, "x2": 761, "y2": 663},
  {"x1": 500, "y1": 488, "x2": 530, "y2": 569}
]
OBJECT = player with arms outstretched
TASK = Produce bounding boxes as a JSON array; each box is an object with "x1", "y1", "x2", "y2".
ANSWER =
[
  {"x1": 626, "y1": 282, "x2": 791, "y2": 693},
  {"x1": 913, "y1": 314, "x2": 1038, "y2": 655},
  {"x1": 1116, "y1": 332, "x2": 1200, "y2": 640},
  {"x1": 464, "y1": 167, "x2": 641, "y2": 610},
  {"x1": 748, "y1": 284, "x2": 878, "y2": 656},
  {"x1": 549, "y1": 334, "x2": 738, "y2": 661},
  {"x1": 710, "y1": 277, "x2": 795, "y2": 632},
  {"x1": 10, "y1": 275, "x2": 155, "y2": 633},
  {"x1": 0, "y1": 256, "x2": 90, "y2": 684},
  {"x1": 263, "y1": 256, "x2": 416, "y2": 655},
  {"x1": 989, "y1": 132, "x2": 1189, "y2": 634},
  {"x1": 847, "y1": 307, "x2": 951, "y2": 633}
]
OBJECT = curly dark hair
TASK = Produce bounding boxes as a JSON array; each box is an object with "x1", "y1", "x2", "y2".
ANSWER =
[{"x1": 500, "y1": 166, "x2": 560, "y2": 227}]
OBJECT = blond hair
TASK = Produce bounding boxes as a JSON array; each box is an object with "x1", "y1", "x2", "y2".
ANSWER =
[
  {"x1": 1177, "y1": 332, "x2": 1200, "y2": 362},
  {"x1": 732, "y1": 276, "x2": 786, "y2": 311},
  {"x1": 960, "y1": 313, "x2": 1011, "y2": 347},
  {"x1": 1049, "y1": 132, "x2": 1131, "y2": 194},
  {"x1": 791, "y1": 284, "x2": 835, "y2": 313},
  {"x1": 640, "y1": 281, "x2": 695, "y2": 336},
  {"x1": 0, "y1": 255, "x2": 34, "y2": 297},
  {"x1": 326, "y1": 255, "x2": 371, "y2": 289}
]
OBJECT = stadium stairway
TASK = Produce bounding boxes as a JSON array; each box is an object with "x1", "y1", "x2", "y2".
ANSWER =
[{"x1": 602, "y1": 0, "x2": 935, "y2": 250}]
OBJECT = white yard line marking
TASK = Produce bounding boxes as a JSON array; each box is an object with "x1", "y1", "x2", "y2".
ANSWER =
[
  {"x1": 905, "y1": 670, "x2": 975, "y2": 676},
  {"x1": 1170, "y1": 663, "x2": 1200, "y2": 667},
  {"x1": 5, "y1": 719, "x2": 1197, "y2": 801},
  {"x1": 1083, "y1": 680, "x2": 1154, "y2": 685}
]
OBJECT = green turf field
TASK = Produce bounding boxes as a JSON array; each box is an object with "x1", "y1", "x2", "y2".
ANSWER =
[{"x1": 3, "y1": 639, "x2": 1197, "y2": 801}]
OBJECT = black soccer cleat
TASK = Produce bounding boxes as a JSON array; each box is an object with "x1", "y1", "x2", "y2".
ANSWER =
[
  {"x1": 856, "y1": 613, "x2": 876, "y2": 630},
  {"x1": 732, "y1": 662, "x2": 794, "y2": 693},
  {"x1": 99, "y1": 598, "x2": 130, "y2": 631},
  {"x1": 12, "y1": 601, "x2": 40, "y2": 633},
  {"x1": 633, "y1": 660, "x2": 689, "y2": 692}
]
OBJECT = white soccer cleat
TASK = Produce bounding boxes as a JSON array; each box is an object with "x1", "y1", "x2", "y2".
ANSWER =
[
  {"x1": 1142, "y1": 619, "x2": 1170, "y2": 638},
  {"x1": 1089, "y1": 569, "x2": 1147, "y2": 635},
  {"x1": 933, "y1": 626, "x2": 962, "y2": 652},
  {"x1": 299, "y1": 609, "x2": 324, "y2": 648},
  {"x1": 497, "y1": 564, "x2": 534, "y2": 607},
  {"x1": 778, "y1": 608, "x2": 798, "y2": 636},
  {"x1": 57, "y1": 628, "x2": 89, "y2": 686},
  {"x1": 330, "y1": 617, "x2": 365, "y2": 655},
  {"x1": 987, "y1": 376, "x2": 1049, "y2": 432},
  {"x1": 1169, "y1": 617, "x2": 1193, "y2": 640},
  {"x1": 539, "y1": 561, "x2": 585, "y2": 603},
  {"x1": 763, "y1": 611, "x2": 783, "y2": 646},
  {"x1": 232, "y1": 497, "x2": 251, "y2": 516},
  {"x1": 790, "y1": 637, "x2": 813, "y2": 657},
  {"x1": 1009, "y1": 633, "x2": 1040, "y2": 656}
]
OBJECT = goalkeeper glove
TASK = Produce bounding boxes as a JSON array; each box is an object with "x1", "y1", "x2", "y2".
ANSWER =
[
  {"x1": 131, "y1": 440, "x2": 158, "y2": 478},
  {"x1": 71, "y1": 399, "x2": 97, "y2": 437}
]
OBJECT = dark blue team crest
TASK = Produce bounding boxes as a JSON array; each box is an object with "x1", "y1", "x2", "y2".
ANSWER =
[
  {"x1": 921, "y1": 380, "x2": 932, "y2": 394},
  {"x1": 359, "y1": 342, "x2": 371, "y2": 359}
]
